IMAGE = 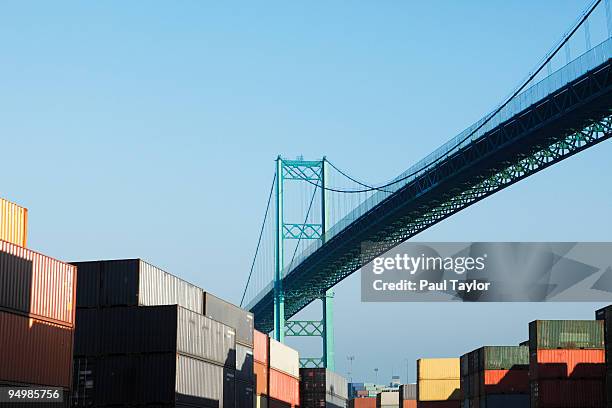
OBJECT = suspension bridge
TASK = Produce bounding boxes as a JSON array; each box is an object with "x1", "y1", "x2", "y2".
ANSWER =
[{"x1": 241, "y1": 0, "x2": 612, "y2": 370}]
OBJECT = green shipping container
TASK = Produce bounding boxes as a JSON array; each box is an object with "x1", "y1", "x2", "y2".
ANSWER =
[
  {"x1": 529, "y1": 320, "x2": 604, "y2": 350},
  {"x1": 479, "y1": 346, "x2": 529, "y2": 371}
]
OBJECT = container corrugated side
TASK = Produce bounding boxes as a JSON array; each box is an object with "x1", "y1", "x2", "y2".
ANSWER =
[
  {"x1": 529, "y1": 320, "x2": 604, "y2": 350},
  {"x1": 417, "y1": 379, "x2": 461, "y2": 401},
  {"x1": 139, "y1": 260, "x2": 203, "y2": 314},
  {"x1": 270, "y1": 338, "x2": 299, "y2": 378},
  {"x1": 254, "y1": 329, "x2": 269, "y2": 365},
  {"x1": 176, "y1": 354, "x2": 226, "y2": 408},
  {"x1": 72, "y1": 259, "x2": 203, "y2": 314},
  {"x1": 530, "y1": 348, "x2": 605, "y2": 379},
  {"x1": 327, "y1": 369, "x2": 348, "y2": 399},
  {"x1": 351, "y1": 398, "x2": 376, "y2": 408},
  {"x1": 418, "y1": 359, "x2": 460, "y2": 380},
  {"x1": 377, "y1": 391, "x2": 399, "y2": 405},
  {"x1": 236, "y1": 343, "x2": 254, "y2": 382},
  {"x1": 481, "y1": 369, "x2": 529, "y2": 395},
  {"x1": 0, "y1": 197, "x2": 27, "y2": 247},
  {"x1": 255, "y1": 361, "x2": 269, "y2": 395},
  {"x1": 0, "y1": 240, "x2": 76, "y2": 326},
  {"x1": 480, "y1": 346, "x2": 528, "y2": 370},
  {"x1": 269, "y1": 367, "x2": 299, "y2": 406},
  {"x1": 0, "y1": 311, "x2": 73, "y2": 387},
  {"x1": 400, "y1": 384, "x2": 417, "y2": 400},
  {"x1": 204, "y1": 292, "x2": 254, "y2": 347},
  {"x1": 177, "y1": 306, "x2": 236, "y2": 368}
]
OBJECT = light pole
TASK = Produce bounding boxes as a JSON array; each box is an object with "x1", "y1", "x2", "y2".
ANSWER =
[
  {"x1": 404, "y1": 358, "x2": 409, "y2": 384},
  {"x1": 374, "y1": 368, "x2": 379, "y2": 384},
  {"x1": 347, "y1": 356, "x2": 355, "y2": 383}
]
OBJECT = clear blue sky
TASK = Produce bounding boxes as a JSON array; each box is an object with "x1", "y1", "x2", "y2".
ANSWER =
[{"x1": 1, "y1": 1, "x2": 611, "y2": 384}]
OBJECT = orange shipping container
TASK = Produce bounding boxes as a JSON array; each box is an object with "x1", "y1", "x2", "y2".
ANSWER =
[
  {"x1": 0, "y1": 310, "x2": 73, "y2": 387},
  {"x1": 255, "y1": 360, "x2": 269, "y2": 396},
  {"x1": 483, "y1": 369, "x2": 529, "y2": 394},
  {"x1": 0, "y1": 240, "x2": 76, "y2": 327},
  {"x1": 254, "y1": 329, "x2": 269, "y2": 365},
  {"x1": 0, "y1": 197, "x2": 27, "y2": 247},
  {"x1": 531, "y1": 349, "x2": 605, "y2": 379},
  {"x1": 269, "y1": 367, "x2": 299, "y2": 407},
  {"x1": 350, "y1": 397, "x2": 376, "y2": 408},
  {"x1": 403, "y1": 401, "x2": 417, "y2": 408}
]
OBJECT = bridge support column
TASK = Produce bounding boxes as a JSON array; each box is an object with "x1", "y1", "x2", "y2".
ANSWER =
[{"x1": 273, "y1": 156, "x2": 335, "y2": 369}]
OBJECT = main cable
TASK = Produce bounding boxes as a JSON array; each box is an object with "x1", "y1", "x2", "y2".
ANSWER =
[
  {"x1": 298, "y1": 0, "x2": 602, "y2": 195},
  {"x1": 240, "y1": 172, "x2": 276, "y2": 307}
]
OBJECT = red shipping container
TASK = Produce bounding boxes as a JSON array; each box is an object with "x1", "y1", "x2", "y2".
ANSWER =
[
  {"x1": 270, "y1": 367, "x2": 299, "y2": 407},
  {"x1": 531, "y1": 349, "x2": 605, "y2": 379},
  {"x1": 255, "y1": 360, "x2": 269, "y2": 396},
  {"x1": 0, "y1": 240, "x2": 76, "y2": 327},
  {"x1": 0, "y1": 310, "x2": 73, "y2": 387},
  {"x1": 254, "y1": 329, "x2": 269, "y2": 365},
  {"x1": 482, "y1": 369, "x2": 529, "y2": 394},
  {"x1": 530, "y1": 379, "x2": 604, "y2": 407},
  {"x1": 350, "y1": 397, "x2": 376, "y2": 408}
]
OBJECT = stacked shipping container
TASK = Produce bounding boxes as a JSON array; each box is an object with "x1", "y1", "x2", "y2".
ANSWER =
[
  {"x1": 254, "y1": 330, "x2": 269, "y2": 408},
  {"x1": 376, "y1": 390, "x2": 399, "y2": 408},
  {"x1": 460, "y1": 346, "x2": 529, "y2": 408},
  {"x1": 300, "y1": 368, "x2": 347, "y2": 408},
  {"x1": 399, "y1": 384, "x2": 417, "y2": 408},
  {"x1": 529, "y1": 320, "x2": 605, "y2": 408},
  {"x1": 0, "y1": 197, "x2": 76, "y2": 406},
  {"x1": 270, "y1": 338, "x2": 300, "y2": 408},
  {"x1": 596, "y1": 306, "x2": 612, "y2": 407},
  {"x1": 349, "y1": 398, "x2": 376, "y2": 408},
  {"x1": 417, "y1": 359, "x2": 461, "y2": 408},
  {"x1": 0, "y1": 196, "x2": 28, "y2": 247},
  {"x1": 71, "y1": 258, "x2": 254, "y2": 408}
]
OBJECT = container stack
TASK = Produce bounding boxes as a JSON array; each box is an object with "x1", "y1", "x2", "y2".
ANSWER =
[
  {"x1": 204, "y1": 292, "x2": 255, "y2": 408},
  {"x1": 254, "y1": 330, "x2": 269, "y2": 408},
  {"x1": 596, "y1": 306, "x2": 612, "y2": 407},
  {"x1": 269, "y1": 338, "x2": 300, "y2": 408},
  {"x1": 71, "y1": 258, "x2": 250, "y2": 408},
  {"x1": 300, "y1": 368, "x2": 348, "y2": 408},
  {"x1": 376, "y1": 390, "x2": 399, "y2": 408},
  {"x1": 417, "y1": 358, "x2": 461, "y2": 408},
  {"x1": 460, "y1": 346, "x2": 529, "y2": 408},
  {"x1": 399, "y1": 384, "x2": 417, "y2": 408},
  {"x1": 529, "y1": 320, "x2": 605, "y2": 408},
  {"x1": 0, "y1": 196, "x2": 76, "y2": 403}
]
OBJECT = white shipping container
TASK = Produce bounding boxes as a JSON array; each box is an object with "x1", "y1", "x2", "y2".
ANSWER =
[
  {"x1": 269, "y1": 338, "x2": 299, "y2": 378},
  {"x1": 377, "y1": 390, "x2": 399, "y2": 407}
]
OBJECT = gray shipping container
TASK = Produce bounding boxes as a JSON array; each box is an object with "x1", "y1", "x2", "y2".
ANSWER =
[
  {"x1": 204, "y1": 292, "x2": 254, "y2": 347},
  {"x1": 74, "y1": 305, "x2": 236, "y2": 368},
  {"x1": 399, "y1": 384, "x2": 416, "y2": 401},
  {"x1": 72, "y1": 259, "x2": 203, "y2": 314},
  {"x1": 300, "y1": 368, "x2": 349, "y2": 407},
  {"x1": 72, "y1": 353, "x2": 232, "y2": 408},
  {"x1": 236, "y1": 343, "x2": 254, "y2": 382}
]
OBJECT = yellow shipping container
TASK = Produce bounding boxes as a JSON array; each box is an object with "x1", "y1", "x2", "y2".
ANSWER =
[
  {"x1": 417, "y1": 379, "x2": 461, "y2": 401},
  {"x1": 417, "y1": 358, "x2": 460, "y2": 380},
  {"x1": 0, "y1": 197, "x2": 27, "y2": 247}
]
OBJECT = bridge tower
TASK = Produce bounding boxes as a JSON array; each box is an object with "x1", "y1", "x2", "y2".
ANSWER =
[{"x1": 274, "y1": 156, "x2": 335, "y2": 369}]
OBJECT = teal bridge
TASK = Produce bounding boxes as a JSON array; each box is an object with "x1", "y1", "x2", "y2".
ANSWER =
[{"x1": 241, "y1": 0, "x2": 612, "y2": 369}]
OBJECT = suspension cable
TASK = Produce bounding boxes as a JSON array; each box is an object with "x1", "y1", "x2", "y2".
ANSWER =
[
  {"x1": 240, "y1": 173, "x2": 276, "y2": 307},
  {"x1": 297, "y1": 0, "x2": 602, "y2": 195}
]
